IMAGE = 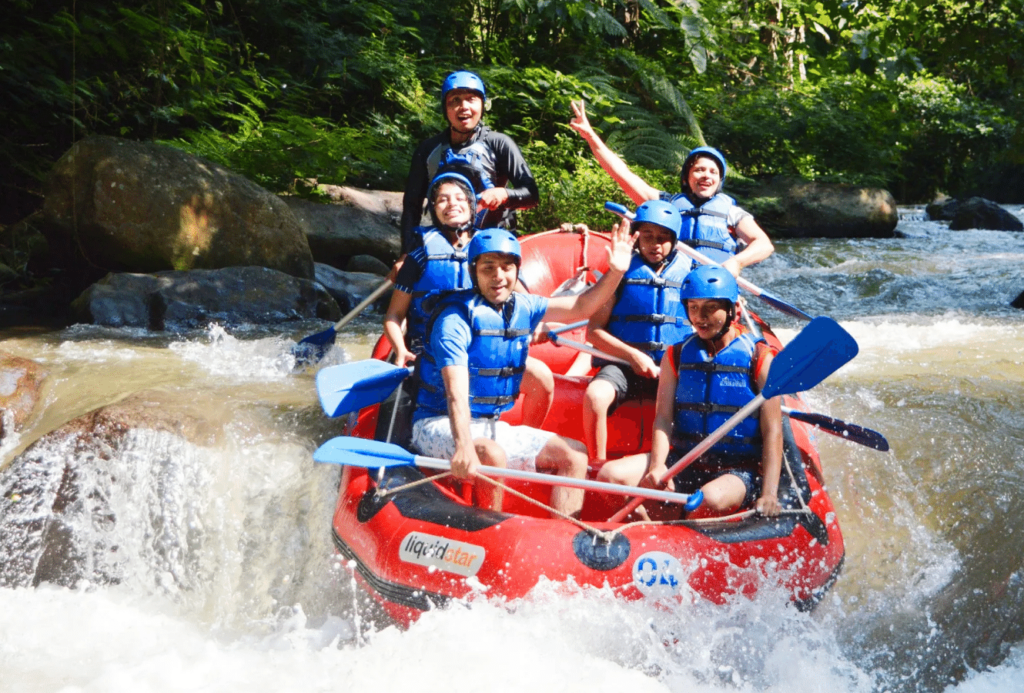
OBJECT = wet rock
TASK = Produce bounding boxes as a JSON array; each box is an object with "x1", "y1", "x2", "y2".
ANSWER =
[
  {"x1": 0, "y1": 352, "x2": 47, "y2": 440},
  {"x1": 71, "y1": 266, "x2": 341, "y2": 330},
  {"x1": 948, "y1": 197, "x2": 1024, "y2": 231},
  {"x1": 314, "y1": 263, "x2": 393, "y2": 315},
  {"x1": 345, "y1": 254, "x2": 390, "y2": 276},
  {"x1": 926, "y1": 195, "x2": 959, "y2": 221},
  {"x1": 1012, "y1": 290, "x2": 1024, "y2": 310},
  {"x1": 283, "y1": 192, "x2": 402, "y2": 269},
  {"x1": 0, "y1": 391, "x2": 225, "y2": 588},
  {"x1": 41, "y1": 136, "x2": 315, "y2": 284},
  {"x1": 740, "y1": 177, "x2": 898, "y2": 238}
]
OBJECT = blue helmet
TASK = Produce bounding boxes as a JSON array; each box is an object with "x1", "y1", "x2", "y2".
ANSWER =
[
  {"x1": 633, "y1": 199, "x2": 683, "y2": 244},
  {"x1": 680, "y1": 265, "x2": 739, "y2": 304},
  {"x1": 427, "y1": 172, "x2": 477, "y2": 230},
  {"x1": 441, "y1": 71, "x2": 486, "y2": 110},
  {"x1": 681, "y1": 146, "x2": 728, "y2": 194},
  {"x1": 468, "y1": 228, "x2": 521, "y2": 267}
]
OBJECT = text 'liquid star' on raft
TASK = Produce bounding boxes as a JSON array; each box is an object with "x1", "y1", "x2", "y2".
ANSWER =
[{"x1": 399, "y1": 531, "x2": 486, "y2": 577}]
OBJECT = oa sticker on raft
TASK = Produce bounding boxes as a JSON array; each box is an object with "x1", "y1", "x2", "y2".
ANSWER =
[{"x1": 632, "y1": 551, "x2": 685, "y2": 598}]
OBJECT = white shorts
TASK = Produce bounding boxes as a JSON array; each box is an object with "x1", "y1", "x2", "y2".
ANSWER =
[{"x1": 411, "y1": 416, "x2": 556, "y2": 473}]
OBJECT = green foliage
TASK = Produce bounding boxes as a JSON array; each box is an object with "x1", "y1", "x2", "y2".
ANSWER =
[
  {"x1": 520, "y1": 133, "x2": 676, "y2": 233},
  {"x1": 1, "y1": 0, "x2": 1023, "y2": 232}
]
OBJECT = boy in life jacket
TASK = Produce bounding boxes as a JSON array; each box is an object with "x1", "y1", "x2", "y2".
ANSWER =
[
  {"x1": 412, "y1": 225, "x2": 634, "y2": 515},
  {"x1": 582, "y1": 199, "x2": 694, "y2": 460},
  {"x1": 400, "y1": 71, "x2": 539, "y2": 256},
  {"x1": 597, "y1": 265, "x2": 783, "y2": 519},
  {"x1": 384, "y1": 172, "x2": 554, "y2": 438},
  {"x1": 569, "y1": 100, "x2": 773, "y2": 278}
]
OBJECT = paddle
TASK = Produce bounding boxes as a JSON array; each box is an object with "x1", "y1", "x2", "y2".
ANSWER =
[
  {"x1": 294, "y1": 278, "x2": 394, "y2": 365},
  {"x1": 781, "y1": 406, "x2": 889, "y2": 452},
  {"x1": 604, "y1": 202, "x2": 813, "y2": 322},
  {"x1": 317, "y1": 321, "x2": 590, "y2": 418},
  {"x1": 608, "y1": 316, "x2": 857, "y2": 522},
  {"x1": 313, "y1": 436, "x2": 704, "y2": 511},
  {"x1": 547, "y1": 327, "x2": 885, "y2": 450}
]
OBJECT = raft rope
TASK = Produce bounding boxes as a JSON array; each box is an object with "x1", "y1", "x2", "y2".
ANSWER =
[{"x1": 373, "y1": 437, "x2": 813, "y2": 538}]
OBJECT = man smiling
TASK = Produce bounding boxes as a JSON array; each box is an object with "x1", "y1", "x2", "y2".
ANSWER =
[
  {"x1": 400, "y1": 71, "x2": 539, "y2": 255},
  {"x1": 411, "y1": 225, "x2": 634, "y2": 516}
]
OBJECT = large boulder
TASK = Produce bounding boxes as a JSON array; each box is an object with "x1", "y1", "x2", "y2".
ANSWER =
[
  {"x1": 71, "y1": 266, "x2": 340, "y2": 330},
  {"x1": 0, "y1": 352, "x2": 47, "y2": 441},
  {"x1": 313, "y1": 263, "x2": 394, "y2": 315},
  {"x1": 926, "y1": 195, "x2": 959, "y2": 221},
  {"x1": 42, "y1": 136, "x2": 315, "y2": 282},
  {"x1": 282, "y1": 186, "x2": 403, "y2": 268},
  {"x1": 948, "y1": 197, "x2": 1024, "y2": 231},
  {"x1": 0, "y1": 390, "x2": 226, "y2": 588},
  {"x1": 740, "y1": 177, "x2": 898, "y2": 238}
]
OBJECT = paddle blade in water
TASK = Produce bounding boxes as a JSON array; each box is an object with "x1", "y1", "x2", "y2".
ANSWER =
[
  {"x1": 292, "y1": 327, "x2": 337, "y2": 365},
  {"x1": 316, "y1": 360, "x2": 412, "y2": 418},
  {"x1": 314, "y1": 436, "x2": 417, "y2": 467},
  {"x1": 783, "y1": 408, "x2": 890, "y2": 451},
  {"x1": 764, "y1": 317, "x2": 858, "y2": 398}
]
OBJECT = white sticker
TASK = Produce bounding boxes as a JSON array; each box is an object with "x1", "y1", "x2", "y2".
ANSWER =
[
  {"x1": 399, "y1": 531, "x2": 485, "y2": 577},
  {"x1": 632, "y1": 551, "x2": 685, "y2": 598}
]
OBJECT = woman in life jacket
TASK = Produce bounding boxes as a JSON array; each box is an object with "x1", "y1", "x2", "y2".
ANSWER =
[
  {"x1": 597, "y1": 265, "x2": 784, "y2": 519},
  {"x1": 384, "y1": 172, "x2": 555, "y2": 435},
  {"x1": 569, "y1": 100, "x2": 774, "y2": 279}
]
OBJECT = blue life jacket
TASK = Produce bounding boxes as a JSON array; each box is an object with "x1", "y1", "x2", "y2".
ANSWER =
[
  {"x1": 416, "y1": 290, "x2": 534, "y2": 419},
  {"x1": 672, "y1": 331, "x2": 765, "y2": 459},
  {"x1": 606, "y1": 252, "x2": 693, "y2": 364},
  {"x1": 669, "y1": 192, "x2": 737, "y2": 263},
  {"x1": 407, "y1": 228, "x2": 472, "y2": 350},
  {"x1": 427, "y1": 143, "x2": 497, "y2": 190}
]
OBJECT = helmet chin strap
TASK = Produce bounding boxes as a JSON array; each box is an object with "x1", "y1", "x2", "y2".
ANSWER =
[{"x1": 712, "y1": 305, "x2": 736, "y2": 342}]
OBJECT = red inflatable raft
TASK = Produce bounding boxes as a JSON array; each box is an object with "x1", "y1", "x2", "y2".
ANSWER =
[{"x1": 328, "y1": 228, "x2": 844, "y2": 625}]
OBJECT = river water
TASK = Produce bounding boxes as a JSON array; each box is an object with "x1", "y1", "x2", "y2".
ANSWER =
[{"x1": 2, "y1": 207, "x2": 1023, "y2": 693}]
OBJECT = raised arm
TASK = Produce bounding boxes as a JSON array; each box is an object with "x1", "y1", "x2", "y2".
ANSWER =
[
  {"x1": 542, "y1": 219, "x2": 634, "y2": 323},
  {"x1": 570, "y1": 100, "x2": 661, "y2": 205}
]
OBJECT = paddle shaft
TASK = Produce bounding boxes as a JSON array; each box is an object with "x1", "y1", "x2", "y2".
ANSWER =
[
  {"x1": 335, "y1": 278, "x2": 393, "y2": 332},
  {"x1": 608, "y1": 394, "x2": 766, "y2": 522},
  {"x1": 408, "y1": 454, "x2": 699, "y2": 506}
]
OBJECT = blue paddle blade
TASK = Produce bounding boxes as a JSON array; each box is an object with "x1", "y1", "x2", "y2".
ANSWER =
[
  {"x1": 764, "y1": 317, "x2": 858, "y2": 398},
  {"x1": 316, "y1": 360, "x2": 413, "y2": 418},
  {"x1": 314, "y1": 436, "x2": 417, "y2": 468},
  {"x1": 784, "y1": 408, "x2": 889, "y2": 451}
]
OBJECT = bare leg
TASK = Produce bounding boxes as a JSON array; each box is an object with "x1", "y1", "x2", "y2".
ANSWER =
[
  {"x1": 597, "y1": 453, "x2": 655, "y2": 521},
  {"x1": 534, "y1": 435, "x2": 588, "y2": 517},
  {"x1": 521, "y1": 357, "x2": 555, "y2": 428},
  {"x1": 698, "y1": 474, "x2": 747, "y2": 515},
  {"x1": 474, "y1": 438, "x2": 508, "y2": 512},
  {"x1": 583, "y1": 379, "x2": 617, "y2": 459}
]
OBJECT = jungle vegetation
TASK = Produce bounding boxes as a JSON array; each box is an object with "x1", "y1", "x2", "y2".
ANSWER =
[{"x1": 1, "y1": 0, "x2": 1022, "y2": 234}]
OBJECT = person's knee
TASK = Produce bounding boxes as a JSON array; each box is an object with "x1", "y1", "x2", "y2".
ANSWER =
[
  {"x1": 475, "y1": 439, "x2": 507, "y2": 468},
  {"x1": 543, "y1": 436, "x2": 587, "y2": 477},
  {"x1": 700, "y1": 482, "x2": 743, "y2": 512},
  {"x1": 584, "y1": 381, "x2": 616, "y2": 413}
]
